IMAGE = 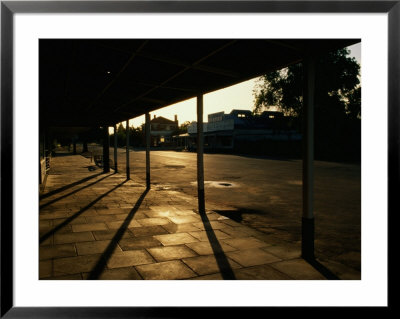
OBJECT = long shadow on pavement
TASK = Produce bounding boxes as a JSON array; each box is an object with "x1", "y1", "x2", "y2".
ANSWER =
[
  {"x1": 39, "y1": 180, "x2": 127, "y2": 244},
  {"x1": 199, "y1": 211, "x2": 236, "y2": 280},
  {"x1": 39, "y1": 173, "x2": 113, "y2": 209},
  {"x1": 39, "y1": 172, "x2": 104, "y2": 200},
  {"x1": 305, "y1": 258, "x2": 340, "y2": 280},
  {"x1": 87, "y1": 188, "x2": 149, "y2": 280}
]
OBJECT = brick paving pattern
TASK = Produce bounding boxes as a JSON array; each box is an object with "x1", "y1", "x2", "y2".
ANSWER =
[{"x1": 39, "y1": 154, "x2": 360, "y2": 280}]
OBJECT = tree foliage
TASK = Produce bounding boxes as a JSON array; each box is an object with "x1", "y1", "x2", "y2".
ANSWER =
[
  {"x1": 253, "y1": 48, "x2": 361, "y2": 119},
  {"x1": 253, "y1": 48, "x2": 361, "y2": 162},
  {"x1": 110, "y1": 123, "x2": 145, "y2": 147},
  {"x1": 173, "y1": 121, "x2": 191, "y2": 135}
]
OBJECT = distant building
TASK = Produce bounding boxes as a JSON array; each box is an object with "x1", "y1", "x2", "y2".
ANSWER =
[
  {"x1": 149, "y1": 114, "x2": 179, "y2": 146},
  {"x1": 185, "y1": 109, "x2": 301, "y2": 155}
]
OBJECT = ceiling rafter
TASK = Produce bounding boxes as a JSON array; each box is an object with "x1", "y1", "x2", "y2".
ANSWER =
[
  {"x1": 83, "y1": 40, "x2": 149, "y2": 112},
  {"x1": 264, "y1": 40, "x2": 305, "y2": 54},
  {"x1": 107, "y1": 40, "x2": 238, "y2": 116},
  {"x1": 97, "y1": 42, "x2": 240, "y2": 78},
  {"x1": 136, "y1": 51, "x2": 240, "y2": 78},
  {"x1": 116, "y1": 79, "x2": 199, "y2": 93}
]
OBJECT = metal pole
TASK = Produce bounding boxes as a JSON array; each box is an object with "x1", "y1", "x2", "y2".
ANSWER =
[
  {"x1": 114, "y1": 124, "x2": 118, "y2": 172},
  {"x1": 103, "y1": 126, "x2": 110, "y2": 173},
  {"x1": 145, "y1": 112, "x2": 151, "y2": 189},
  {"x1": 302, "y1": 55, "x2": 316, "y2": 261},
  {"x1": 197, "y1": 94, "x2": 205, "y2": 214},
  {"x1": 126, "y1": 120, "x2": 130, "y2": 180}
]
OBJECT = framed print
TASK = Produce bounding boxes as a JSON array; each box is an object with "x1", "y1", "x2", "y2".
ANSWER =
[{"x1": 1, "y1": 0, "x2": 395, "y2": 317}]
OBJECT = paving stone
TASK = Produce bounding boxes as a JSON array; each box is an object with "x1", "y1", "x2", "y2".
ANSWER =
[
  {"x1": 113, "y1": 213, "x2": 132, "y2": 221},
  {"x1": 218, "y1": 226, "x2": 254, "y2": 238},
  {"x1": 261, "y1": 244, "x2": 301, "y2": 260},
  {"x1": 96, "y1": 208, "x2": 132, "y2": 215},
  {"x1": 137, "y1": 217, "x2": 171, "y2": 227},
  {"x1": 130, "y1": 212, "x2": 149, "y2": 220},
  {"x1": 107, "y1": 250, "x2": 154, "y2": 269},
  {"x1": 188, "y1": 230, "x2": 231, "y2": 242},
  {"x1": 119, "y1": 237, "x2": 162, "y2": 250},
  {"x1": 185, "y1": 241, "x2": 237, "y2": 255},
  {"x1": 39, "y1": 234, "x2": 54, "y2": 246},
  {"x1": 238, "y1": 226, "x2": 265, "y2": 237},
  {"x1": 130, "y1": 225, "x2": 169, "y2": 237},
  {"x1": 173, "y1": 205, "x2": 197, "y2": 211},
  {"x1": 167, "y1": 215, "x2": 201, "y2": 224},
  {"x1": 53, "y1": 254, "x2": 101, "y2": 276},
  {"x1": 316, "y1": 259, "x2": 361, "y2": 280},
  {"x1": 106, "y1": 219, "x2": 141, "y2": 230},
  {"x1": 226, "y1": 248, "x2": 281, "y2": 267},
  {"x1": 147, "y1": 245, "x2": 197, "y2": 262},
  {"x1": 154, "y1": 233, "x2": 199, "y2": 246},
  {"x1": 222, "y1": 237, "x2": 270, "y2": 250},
  {"x1": 76, "y1": 240, "x2": 122, "y2": 255},
  {"x1": 174, "y1": 210, "x2": 197, "y2": 216},
  {"x1": 162, "y1": 223, "x2": 202, "y2": 234},
  {"x1": 234, "y1": 264, "x2": 292, "y2": 280},
  {"x1": 39, "y1": 260, "x2": 52, "y2": 279},
  {"x1": 85, "y1": 215, "x2": 117, "y2": 223},
  {"x1": 92, "y1": 229, "x2": 133, "y2": 241},
  {"x1": 203, "y1": 213, "x2": 222, "y2": 221},
  {"x1": 182, "y1": 255, "x2": 242, "y2": 276},
  {"x1": 79, "y1": 209, "x2": 99, "y2": 217},
  {"x1": 145, "y1": 209, "x2": 180, "y2": 218},
  {"x1": 334, "y1": 251, "x2": 361, "y2": 272},
  {"x1": 269, "y1": 259, "x2": 326, "y2": 280},
  {"x1": 53, "y1": 216, "x2": 87, "y2": 226},
  {"x1": 41, "y1": 223, "x2": 72, "y2": 235},
  {"x1": 39, "y1": 220, "x2": 52, "y2": 228},
  {"x1": 54, "y1": 232, "x2": 95, "y2": 244},
  {"x1": 135, "y1": 260, "x2": 197, "y2": 280},
  {"x1": 40, "y1": 244, "x2": 77, "y2": 261},
  {"x1": 82, "y1": 267, "x2": 143, "y2": 280},
  {"x1": 72, "y1": 223, "x2": 108, "y2": 232},
  {"x1": 39, "y1": 211, "x2": 71, "y2": 220},
  {"x1": 149, "y1": 205, "x2": 179, "y2": 212},
  {"x1": 192, "y1": 221, "x2": 228, "y2": 231}
]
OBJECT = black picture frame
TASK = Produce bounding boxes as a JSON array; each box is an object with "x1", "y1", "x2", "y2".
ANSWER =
[{"x1": 1, "y1": 1, "x2": 395, "y2": 317}]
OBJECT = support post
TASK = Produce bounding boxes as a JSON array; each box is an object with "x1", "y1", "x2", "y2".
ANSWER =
[
  {"x1": 113, "y1": 124, "x2": 118, "y2": 172},
  {"x1": 196, "y1": 94, "x2": 205, "y2": 214},
  {"x1": 126, "y1": 120, "x2": 130, "y2": 180},
  {"x1": 103, "y1": 126, "x2": 110, "y2": 173},
  {"x1": 145, "y1": 112, "x2": 151, "y2": 189},
  {"x1": 302, "y1": 55, "x2": 316, "y2": 261}
]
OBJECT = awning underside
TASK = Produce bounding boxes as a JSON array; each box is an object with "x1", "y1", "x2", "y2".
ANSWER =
[{"x1": 40, "y1": 39, "x2": 359, "y2": 128}]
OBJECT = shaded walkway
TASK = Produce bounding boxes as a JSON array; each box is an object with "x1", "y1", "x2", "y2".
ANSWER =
[{"x1": 39, "y1": 154, "x2": 360, "y2": 280}]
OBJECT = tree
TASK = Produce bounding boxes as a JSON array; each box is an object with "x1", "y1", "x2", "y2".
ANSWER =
[
  {"x1": 173, "y1": 121, "x2": 191, "y2": 135},
  {"x1": 253, "y1": 48, "x2": 361, "y2": 161},
  {"x1": 254, "y1": 48, "x2": 360, "y2": 117}
]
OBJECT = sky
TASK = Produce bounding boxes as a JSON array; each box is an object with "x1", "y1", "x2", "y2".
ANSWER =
[{"x1": 121, "y1": 43, "x2": 361, "y2": 129}]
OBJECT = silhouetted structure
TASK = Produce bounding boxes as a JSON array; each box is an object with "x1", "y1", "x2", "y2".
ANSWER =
[{"x1": 185, "y1": 109, "x2": 301, "y2": 156}]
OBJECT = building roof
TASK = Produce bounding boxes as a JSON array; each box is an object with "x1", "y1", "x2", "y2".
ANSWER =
[
  {"x1": 150, "y1": 116, "x2": 177, "y2": 125},
  {"x1": 39, "y1": 39, "x2": 359, "y2": 128}
]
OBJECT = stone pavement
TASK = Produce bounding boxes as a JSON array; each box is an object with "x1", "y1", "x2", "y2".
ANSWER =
[{"x1": 39, "y1": 154, "x2": 360, "y2": 280}]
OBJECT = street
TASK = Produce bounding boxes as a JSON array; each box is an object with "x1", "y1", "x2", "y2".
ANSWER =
[{"x1": 90, "y1": 146, "x2": 361, "y2": 271}]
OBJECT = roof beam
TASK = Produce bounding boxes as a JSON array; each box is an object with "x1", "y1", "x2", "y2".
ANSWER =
[
  {"x1": 110, "y1": 40, "x2": 238, "y2": 114},
  {"x1": 136, "y1": 51, "x2": 240, "y2": 78},
  {"x1": 98, "y1": 42, "x2": 240, "y2": 78},
  {"x1": 119, "y1": 79, "x2": 199, "y2": 93},
  {"x1": 264, "y1": 40, "x2": 305, "y2": 54},
  {"x1": 83, "y1": 40, "x2": 148, "y2": 112}
]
